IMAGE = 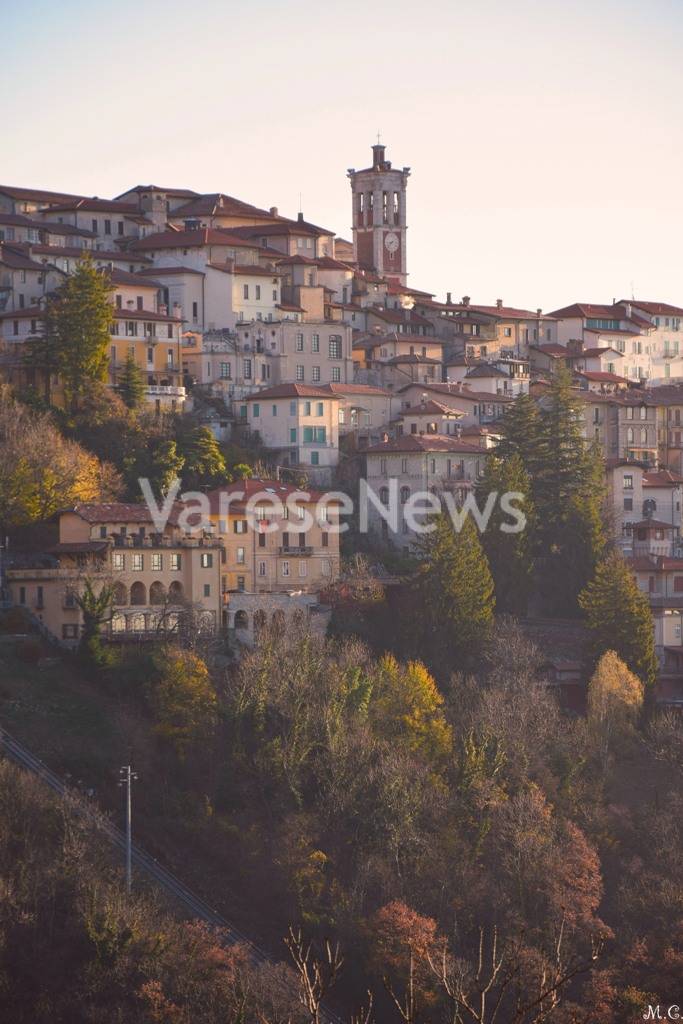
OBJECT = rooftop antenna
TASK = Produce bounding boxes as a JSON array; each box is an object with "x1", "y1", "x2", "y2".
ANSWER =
[
  {"x1": 298, "y1": 192, "x2": 302, "y2": 214},
  {"x1": 630, "y1": 280, "x2": 635, "y2": 299}
]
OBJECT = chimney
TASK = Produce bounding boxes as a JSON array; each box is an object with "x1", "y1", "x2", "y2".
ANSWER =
[
  {"x1": 462, "y1": 295, "x2": 470, "y2": 307},
  {"x1": 446, "y1": 291, "x2": 452, "y2": 304},
  {"x1": 496, "y1": 298, "x2": 503, "y2": 309},
  {"x1": 536, "y1": 308, "x2": 542, "y2": 317},
  {"x1": 297, "y1": 212, "x2": 304, "y2": 223},
  {"x1": 625, "y1": 302, "x2": 632, "y2": 318},
  {"x1": 269, "y1": 206, "x2": 278, "y2": 217}
]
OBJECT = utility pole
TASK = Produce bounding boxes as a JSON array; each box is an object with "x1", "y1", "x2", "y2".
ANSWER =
[{"x1": 118, "y1": 765, "x2": 138, "y2": 894}]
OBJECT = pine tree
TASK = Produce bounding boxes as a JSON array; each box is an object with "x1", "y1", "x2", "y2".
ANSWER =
[
  {"x1": 413, "y1": 512, "x2": 495, "y2": 669},
  {"x1": 116, "y1": 351, "x2": 146, "y2": 409},
  {"x1": 475, "y1": 453, "x2": 535, "y2": 615},
  {"x1": 578, "y1": 551, "x2": 658, "y2": 687},
  {"x1": 181, "y1": 426, "x2": 227, "y2": 487},
  {"x1": 41, "y1": 254, "x2": 113, "y2": 409}
]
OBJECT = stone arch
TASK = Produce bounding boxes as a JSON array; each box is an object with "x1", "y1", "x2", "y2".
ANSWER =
[
  {"x1": 234, "y1": 609, "x2": 249, "y2": 630},
  {"x1": 130, "y1": 581, "x2": 146, "y2": 606},
  {"x1": 253, "y1": 609, "x2": 267, "y2": 633},
  {"x1": 112, "y1": 582, "x2": 127, "y2": 606},
  {"x1": 111, "y1": 613, "x2": 126, "y2": 633},
  {"x1": 168, "y1": 580, "x2": 183, "y2": 601},
  {"x1": 149, "y1": 581, "x2": 166, "y2": 605},
  {"x1": 130, "y1": 612, "x2": 146, "y2": 632}
]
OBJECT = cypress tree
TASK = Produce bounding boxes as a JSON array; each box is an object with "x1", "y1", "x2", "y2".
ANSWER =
[
  {"x1": 413, "y1": 512, "x2": 495, "y2": 669},
  {"x1": 42, "y1": 253, "x2": 113, "y2": 409},
  {"x1": 475, "y1": 452, "x2": 535, "y2": 615},
  {"x1": 534, "y1": 366, "x2": 607, "y2": 614},
  {"x1": 496, "y1": 391, "x2": 544, "y2": 480},
  {"x1": 578, "y1": 551, "x2": 658, "y2": 688},
  {"x1": 181, "y1": 426, "x2": 227, "y2": 487},
  {"x1": 116, "y1": 351, "x2": 146, "y2": 410}
]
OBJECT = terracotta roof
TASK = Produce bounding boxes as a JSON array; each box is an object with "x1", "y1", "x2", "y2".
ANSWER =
[
  {"x1": 0, "y1": 243, "x2": 49, "y2": 271},
  {"x1": 632, "y1": 519, "x2": 676, "y2": 530},
  {"x1": 643, "y1": 470, "x2": 683, "y2": 487},
  {"x1": 0, "y1": 212, "x2": 95, "y2": 238},
  {"x1": 68, "y1": 502, "x2": 181, "y2": 525},
  {"x1": 114, "y1": 185, "x2": 199, "y2": 199},
  {"x1": 127, "y1": 228, "x2": 259, "y2": 252},
  {"x1": 227, "y1": 220, "x2": 331, "y2": 239},
  {"x1": 137, "y1": 265, "x2": 204, "y2": 276},
  {"x1": 40, "y1": 198, "x2": 140, "y2": 215},
  {"x1": 385, "y1": 281, "x2": 435, "y2": 298},
  {"x1": 384, "y1": 353, "x2": 442, "y2": 365},
  {"x1": 106, "y1": 268, "x2": 160, "y2": 288},
  {"x1": 399, "y1": 399, "x2": 465, "y2": 416},
  {"x1": 0, "y1": 185, "x2": 89, "y2": 205},
  {"x1": 276, "y1": 303, "x2": 305, "y2": 312},
  {"x1": 207, "y1": 262, "x2": 281, "y2": 277},
  {"x1": 626, "y1": 300, "x2": 683, "y2": 317},
  {"x1": 365, "y1": 434, "x2": 484, "y2": 454},
  {"x1": 29, "y1": 244, "x2": 152, "y2": 263},
  {"x1": 576, "y1": 371, "x2": 629, "y2": 383},
  {"x1": 583, "y1": 328, "x2": 638, "y2": 337},
  {"x1": 321, "y1": 383, "x2": 391, "y2": 397},
  {"x1": 466, "y1": 364, "x2": 508, "y2": 378},
  {"x1": 568, "y1": 347, "x2": 623, "y2": 359},
  {"x1": 367, "y1": 306, "x2": 433, "y2": 327},
  {"x1": 397, "y1": 381, "x2": 515, "y2": 403},
  {"x1": 112, "y1": 306, "x2": 182, "y2": 323},
  {"x1": 245, "y1": 383, "x2": 339, "y2": 401},
  {"x1": 170, "y1": 193, "x2": 276, "y2": 221},
  {"x1": 549, "y1": 302, "x2": 623, "y2": 319},
  {"x1": 530, "y1": 343, "x2": 569, "y2": 357},
  {"x1": 0, "y1": 307, "x2": 45, "y2": 320}
]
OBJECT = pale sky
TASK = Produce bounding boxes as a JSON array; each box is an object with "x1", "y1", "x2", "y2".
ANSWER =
[{"x1": 2, "y1": 0, "x2": 681, "y2": 311}]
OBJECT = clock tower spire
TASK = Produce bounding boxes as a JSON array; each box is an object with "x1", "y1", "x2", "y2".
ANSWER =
[{"x1": 347, "y1": 141, "x2": 410, "y2": 285}]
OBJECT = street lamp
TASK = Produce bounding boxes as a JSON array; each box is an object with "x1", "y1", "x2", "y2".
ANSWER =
[{"x1": 118, "y1": 765, "x2": 138, "y2": 894}]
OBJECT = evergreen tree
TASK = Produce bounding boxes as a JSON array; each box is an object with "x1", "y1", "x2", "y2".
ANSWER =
[
  {"x1": 578, "y1": 551, "x2": 658, "y2": 687},
  {"x1": 476, "y1": 453, "x2": 535, "y2": 615},
  {"x1": 75, "y1": 578, "x2": 116, "y2": 669},
  {"x1": 181, "y1": 426, "x2": 227, "y2": 487},
  {"x1": 534, "y1": 366, "x2": 607, "y2": 613},
  {"x1": 495, "y1": 392, "x2": 544, "y2": 479},
  {"x1": 413, "y1": 512, "x2": 495, "y2": 669},
  {"x1": 41, "y1": 254, "x2": 113, "y2": 408},
  {"x1": 116, "y1": 351, "x2": 146, "y2": 409}
]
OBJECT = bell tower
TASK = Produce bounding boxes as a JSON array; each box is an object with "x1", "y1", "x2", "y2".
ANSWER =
[{"x1": 347, "y1": 141, "x2": 410, "y2": 285}]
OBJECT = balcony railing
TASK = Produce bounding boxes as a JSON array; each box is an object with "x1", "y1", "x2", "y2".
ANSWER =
[
  {"x1": 147, "y1": 384, "x2": 186, "y2": 398},
  {"x1": 279, "y1": 545, "x2": 314, "y2": 556}
]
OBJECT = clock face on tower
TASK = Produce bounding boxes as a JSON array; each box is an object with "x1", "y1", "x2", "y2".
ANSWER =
[{"x1": 384, "y1": 231, "x2": 399, "y2": 254}]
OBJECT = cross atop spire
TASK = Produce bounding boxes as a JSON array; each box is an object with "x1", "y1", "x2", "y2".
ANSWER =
[{"x1": 376, "y1": 129, "x2": 382, "y2": 145}]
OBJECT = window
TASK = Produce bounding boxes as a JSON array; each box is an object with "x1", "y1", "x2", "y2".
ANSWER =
[
  {"x1": 203, "y1": 584, "x2": 211, "y2": 597},
  {"x1": 192, "y1": 301, "x2": 198, "y2": 320},
  {"x1": 380, "y1": 486, "x2": 389, "y2": 503},
  {"x1": 201, "y1": 553, "x2": 213, "y2": 568},
  {"x1": 236, "y1": 546, "x2": 245, "y2": 564},
  {"x1": 170, "y1": 553, "x2": 181, "y2": 570},
  {"x1": 282, "y1": 561, "x2": 290, "y2": 577},
  {"x1": 303, "y1": 426, "x2": 326, "y2": 442},
  {"x1": 311, "y1": 451, "x2": 319, "y2": 465},
  {"x1": 331, "y1": 366, "x2": 341, "y2": 382},
  {"x1": 258, "y1": 561, "x2": 266, "y2": 576},
  {"x1": 243, "y1": 358, "x2": 252, "y2": 379},
  {"x1": 624, "y1": 497, "x2": 633, "y2": 511},
  {"x1": 296, "y1": 333, "x2": 304, "y2": 351},
  {"x1": 289, "y1": 400, "x2": 297, "y2": 415},
  {"x1": 674, "y1": 577, "x2": 683, "y2": 593},
  {"x1": 312, "y1": 366, "x2": 321, "y2": 382},
  {"x1": 220, "y1": 362, "x2": 231, "y2": 379},
  {"x1": 132, "y1": 553, "x2": 143, "y2": 571},
  {"x1": 317, "y1": 402, "x2": 324, "y2": 416},
  {"x1": 290, "y1": 428, "x2": 297, "y2": 442},
  {"x1": 234, "y1": 520, "x2": 247, "y2": 533},
  {"x1": 304, "y1": 401, "x2": 311, "y2": 415},
  {"x1": 296, "y1": 364, "x2": 304, "y2": 381},
  {"x1": 299, "y1": 561, "x2": 307, "y2": 577},
  {"x1": 401, "y1": 458, "x2": 408, "y2": 473},
  {"x1": 380, "y1": 458, "x2": 387, "y2": 474},
  {"x1": 113, "y1": 552, "x2": 124, "y2": 571},
  {"x1": 237, "y1": 576, "x2": 245, "y2": 591},
  {"x1": 258, "y1": 532, "x2": 266, "y2": 548},
  {"x1": 62, "y1": 624, "x2": 79, "y2": 640},
  {"x1": 623, "y1": 474, "x2": 633, "y2": 489},
  {"x1": 253, "y1": 403, "x2": 260, "y2": 417},
  {"x1": 312, "y1": 333, "x2": 320, "y2": 352},
  {"x1": 400, "y1": 486, "x2": 410, "y2": 503},
  {"x1": 243, "y1": 284, "x2": 249, "y2": 299},
  {"x1": 255, "y1": 285, "x2": 261, "y2": 300},
  {"x1": 151, "y1": 553, "x2": 162, "y2": 571},
  {"x1": 504, "y1": 327, "x2": 512, "y2": 337},
  {"x1": 329, "y1": 336, "x2": 342, "y2": 359}
]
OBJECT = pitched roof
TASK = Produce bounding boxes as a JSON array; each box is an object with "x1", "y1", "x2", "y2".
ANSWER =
[
  {"x1": 202, "y1": 478, "x2": 329, "y2": 509},
  {"x1": 68, "y1": 502, "x2": 181, "y2": 525},
  {"x1": 112, "y1": 306, "x2": 182, "y2": 323},
  {"x1": 365, "y1": 434, "x2": 483, "y2": 454},
  {"x1": 0, "y1": 243, "x2": 48, "y2": 271},
  {"x1": 548, "y1": 302, "x2": 623, "y2": 319},
  {"x1": 576, "y1": 370, "x2": 628, "y2": 383},
  {"x1": 206, "y1": 261, "x2": 281, "y2": 277},
  {"x1": 0, "y1": 185, "x2": 90, "y2": 205},
  {"x1": 643, "y1": 469, "x2": 683, "y2": 487},
  {"x1": 321, "y1": 383, "x2": 391, "y2": 397},
  {"x1": 568, "y1": 347, "x2": 623, "y2": 359},
  {"x1": 170, "y1": 193, "x2": 276, "y2": 221},
  {"x1": 530, "y1": 343, "x2": 568, "y2": 357},
  {"x1": 128, "y1": 228, "x2": 259, "y2": 251},
  {"x1": 114, "y1": 185, "x2": 199, "y2": 199},
  {"x1": 399, "y1": 399, "x2": 465, "y2": 416},
  {"x1": 397, "y1": 381, "x2": 515, "y2": 403},
  {"x1": 465, "y1": 364, "x2": 508, "y2": 378},
  {"x1": 626, "y1": 300, "x2": 683, "y2": 317},
  {"x1": 106, "y1": 268, "x2": 160, "y2": 288},
  {"x1": 137, "y1": 265, "x2": 205, "y2": 276},
  {"x1": 40, "y1": 198, "x2": 141, "y2": 214},
  {"x1": 28, "y1": 244, "x2": 152, "y2": 263},
  {"x1": 366, "y1": 306, "x2": 433, "y2": 327},
  {"x1": 245, "y1": 383, "x2": 339, "y2": 401}
]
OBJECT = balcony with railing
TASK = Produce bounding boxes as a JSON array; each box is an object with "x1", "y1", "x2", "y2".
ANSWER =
[{"x1": 278, "y1": 545, "x2": 314, "y2": 556}]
